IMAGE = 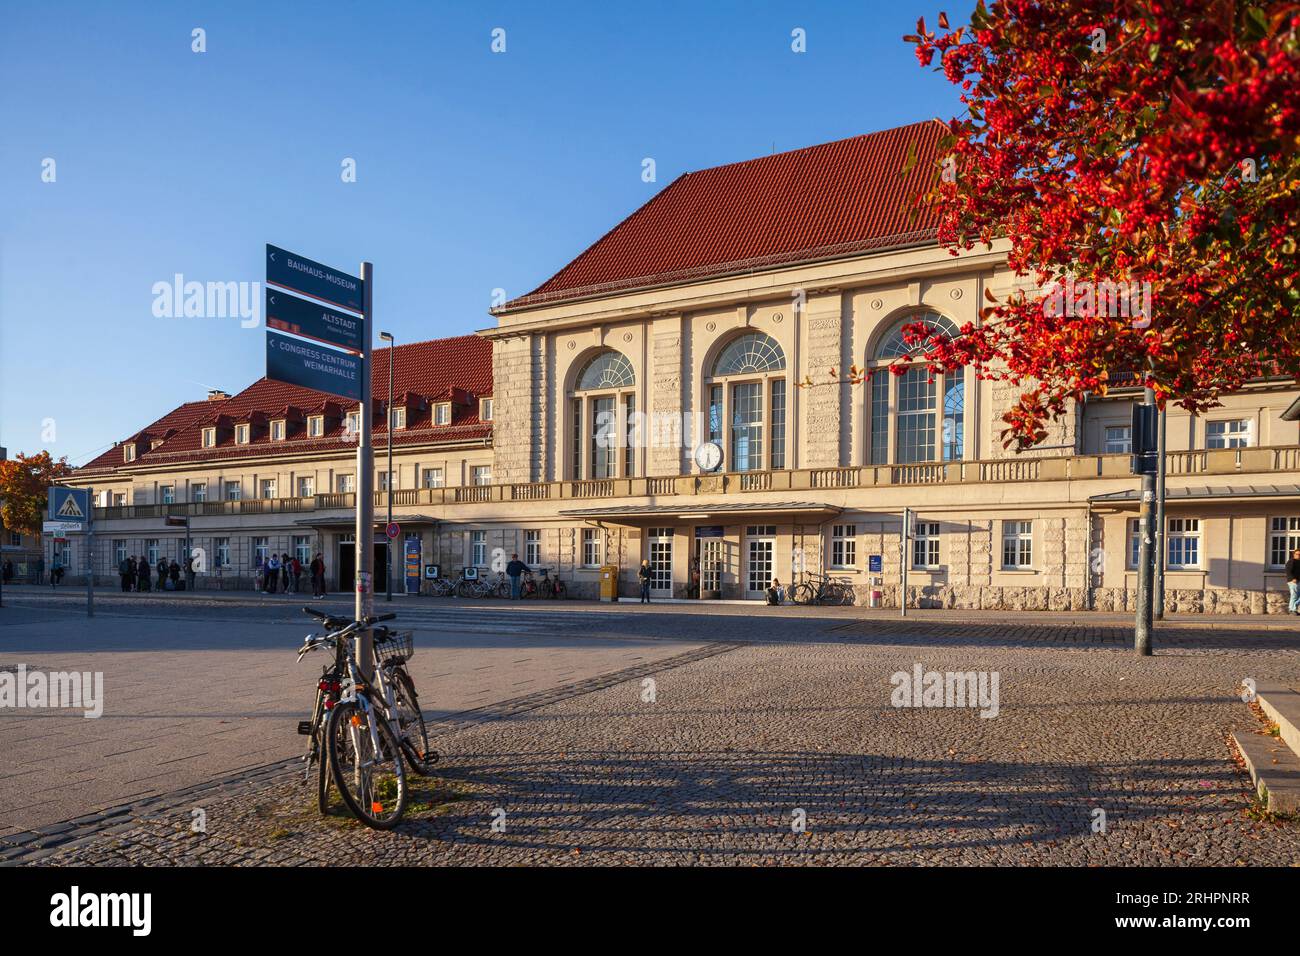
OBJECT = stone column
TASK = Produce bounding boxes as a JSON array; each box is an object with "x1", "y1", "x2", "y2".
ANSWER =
[
  {"x1": 803, "y1": 300, "x2": 845, "y2": 468},
  {"x1": 491, "y1": 334, "x2": 536, "y2": 485},
  {"x1": 649, "y1": 324, "x2": 684, "y2": 476}
]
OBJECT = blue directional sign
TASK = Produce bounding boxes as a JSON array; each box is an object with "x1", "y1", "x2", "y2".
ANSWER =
[
  {"x1": 266, "y1": 244, "x2": 363, "y2": 313},
  {"x1": 266, "y1": 289, "x2": 363, "y2": 354},
  {"x1": 48, "y1": 486, "x2": 91, "y2": 524},
  {"x1": 266, "y1": 330, "x2": 362, "y2": 400},
  {"x1": 868, "y1": 554, "x2": 883, "y2": 573}
]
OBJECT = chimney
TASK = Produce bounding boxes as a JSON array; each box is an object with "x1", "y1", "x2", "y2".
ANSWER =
[{"x1": 207, "y1": 389, "x2": 231, "y2": 401}]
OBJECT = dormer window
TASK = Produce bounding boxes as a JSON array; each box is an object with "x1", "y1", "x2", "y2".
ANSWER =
[
  {"x1": 307, "y1": 415, "x2": 324, "y2": 437},
  {"x1": 202, "y1": 427, "x2": 216, "y2": 448},
  {"x1": 480, "y1": 397, "x2": 494, "y2": 421},
  {"x1": 235, "y1": 424, "x2": 251, "y2": 444},
  {"x1": 390, "y1": 406, "x2": 406, "y2": 430},
  {"x1": 345, "y1": 410, "x2": 361, "y2": 436},
  {"x1": 150, "y1": 439, "x2": 164, "y2": 451},
  {"x1": 123, "y1": 444, "x2": 137, "y2": 462},
  {"x1": 271, "y1": 419, "x2": 286, "y2": 441},
  {"x1": 434, "y1": 403, "x2": 451, "y2": 426}
]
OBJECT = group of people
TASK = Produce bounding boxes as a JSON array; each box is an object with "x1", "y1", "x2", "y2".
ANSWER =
[
  {"x1": 118, "y1": 554, "x2": 193, "y2": 592},
  {"x1": 256, "y1": 552, "x2": 328, "y2": 599}
]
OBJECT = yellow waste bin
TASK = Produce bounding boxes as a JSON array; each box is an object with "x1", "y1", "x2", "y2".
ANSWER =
[{"x1": 599, "y1": 565, "x2": 619, "y2": 602}]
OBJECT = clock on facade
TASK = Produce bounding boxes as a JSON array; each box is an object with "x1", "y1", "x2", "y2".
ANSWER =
[{"x1": 694, "y1": 441, "x2": 723, "y2": 472}]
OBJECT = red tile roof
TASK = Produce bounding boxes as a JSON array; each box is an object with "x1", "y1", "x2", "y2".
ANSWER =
[
  {"x1": 504, "y1": 120, "x2": 946, "y2": 310},
  {"x1": 78, "y1": 334, "x2": 493, "y2": 475}
]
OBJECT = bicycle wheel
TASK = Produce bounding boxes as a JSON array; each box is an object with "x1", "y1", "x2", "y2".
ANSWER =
[
  {"x1": 553, "y1": 579, "x2": 566, "y2": 599},
  {"x1": 326, "y1": 699, "x2": 407, "y2": 829},
  {"x1": 790, "y1": 582, "x2": 814, "y2": 605},
  {"x1": 391, "y1": 668, "x2": 436, "y2": 775},
  {"x1": 456, "y1": 580, "x2": 473, "y2": 598}
]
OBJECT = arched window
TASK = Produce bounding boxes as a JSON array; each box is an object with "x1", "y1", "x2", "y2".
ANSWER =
[
  {"x1": 867, "y1": 313, "x2": 965, "y2": 465},
  {"x1": 570, "y1": 350, "x2": 637, "y2": 480},
  {"x1": 705, "y1": 332, "x2": 788, "y2": 473},
  {"x1": 577, "y1": 350, "x2": 635, "y2": 390}
]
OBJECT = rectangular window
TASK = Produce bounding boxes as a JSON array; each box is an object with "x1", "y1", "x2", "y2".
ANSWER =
[
  {"x1": 942, "y1": 378, "x2": 964, "y2": 461},
  {"x1": 9, "y1": 531, "x2": 21, "y2": 547},
  {"x1": 390, "y1": 406, "x2": 406, "y2": 430},
  {"x1": 378, "y1": 470, "x2": 394, "y2": 492},
  {"x1": 624, "y1": 394, "x2": 636, "y2": 478},
  {"x1": 337, "y1": 474, "x2": 355, "y2": 494},
  {"x1": 770, "y1": 378, "x2": 786, "y2": 470},
  {"x1": 202, "y1": 428, "x2": 216, "y2": 448},
  {"x1": 235, "y1": 424, "x2": 250, "y2": 444},
  {"x1": 1001, "y1": 520, "x2": 1033, "y2": 569},
  {"x1": 591, "y1": 396, "x2": 616, "y2": 479},
  {"x1": 307, "y1": 416, "x2": 324, "y2": 437},
  {"x1": 124, "y1": 444, "x2": 136, "y2": 462},
  {"x1": 571, "y1": 398, "x2": 583, "y2": 479},
  {"x1": 191, "y1": 482, "x2": 207, "y2": 502},
  {"x1": 869, "y1": 375, "x2": 890, "y2": 465},
  {"x1": 225, "y1": 480, "x2": 241, "y2": 501},
  {"x1": 214, "y1": 537, "x2": 230, "y2": 568},
  {"x1": 114, "y1": 540, "x2": 127, "y2": 564},
  {"x1": 582, "y1": 528, "x2": 602, "y2": 567},
  {"x1": 896, "y1": 367, "x2": 937, "y2": 464},
  {"x1": 297, "y1": 476, "x2": 314, "y2": 497},
  {"x1": 146, "y1": 539, "x2": 160, "y2": 565},
  {"x1": 1207, "y1": 419, "x2": 1251, "y2": 449},
  {"x1": 160, "y1": 485, "x2": 175, "y2": 504},
  {"x1": 1167, "y1": 518, "x2": 1201, "y2": 568},
  {"x1": 422, "y1": 467, "x2": 445, "y2": 489},
  {"x1": 293, "y1": 535, "x2": 311, "y2": 566},
  {"x1": 730, "y1": 382, "x2": 764, "y2": 472},
  {"x1": 708, "y1": 385, "x2": 723, "y2": 444},
  {"x1": 1104, "y1": 425, "x2": 1133, "y2": 454},
  {"x1": 831, "y1": 524, "x2": 857, "y2": 569},
  {"x1": 1128, "y1": 517, "x2": 1143, "y2": 569},
  {"x1": 1268, "y1": 517, "x2": 1300, "y2": 568},
  {"x1": 911, "y1": 521, "x2": 940, "y2": 569},
  {"x1": 270, "y1": 420, "x2": 285, "y2": 441},
  {"x1": 480, "y1": 398, "x2": 493, "y2": 421},
  {"x1": 472, "y1": 465, "x2": 492, "y2": 486},
  {"x1": 524, "y1": 530, "x2": 540, "y2": 565},
  {"x1": 113, "y1": 492, "x2": 127, "y2": 507},
  {"x1": 260, "y1": 478, "x2": 277, "y2": 499},
  {"x1": 253, "y1": 537, "x2": 269, "y2": 565},
  {"x1": 470, "y1": 530, "x2": 487, "y2": 567},
  {"x1": 434, "y1": 403, "x2": 451, "y2": 426}
]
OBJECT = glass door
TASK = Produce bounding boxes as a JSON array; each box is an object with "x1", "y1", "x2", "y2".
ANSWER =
[
  {"x1": 745, "y1": 525, "x2": 776, "y2": 598},
  {"x1": 648, "y1": 528, "x2": 673, "y2": 596}
]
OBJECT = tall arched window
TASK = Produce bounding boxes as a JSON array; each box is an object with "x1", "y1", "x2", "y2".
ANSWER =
[
  {"x1": 867, "y1": 313, "x2": 965, "y2": 464},
  {"x1": 705, "y1": 332, "x2": 788, "y2": 473},
  {"x1": 570, "y1": 349, "x2": 637, "y2": 480}
]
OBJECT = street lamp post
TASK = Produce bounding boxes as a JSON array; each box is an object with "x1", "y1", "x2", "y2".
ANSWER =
[{"x1": 379, "y1": 331, "x2": 395, "y2": 602}]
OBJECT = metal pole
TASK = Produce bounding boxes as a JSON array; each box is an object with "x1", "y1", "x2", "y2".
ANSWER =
[
  {"x1": 1135, "y1": 388, "x2": 1156, "y2": 656},
  {"x1": 1154, "y1": 405, "x2": 1167, "y2": 620},
  {"x1": 900, "y1": 507, "x2": 910, "y2": 618},
  {"x1": 86, "y1": 488, "x2": 94, "y2": 618},
  {"x1": 355, "y1": 261, "x2": 375, "y2": 677},
  {"x1": 386, "y1": 335, "x2": 394, "y2": 602}
]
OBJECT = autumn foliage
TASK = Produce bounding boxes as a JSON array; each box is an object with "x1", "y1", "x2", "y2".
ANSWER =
[
  {"x1": 900, "y1": 0, "x2": 1300, "y2": 448},
  {"x1": 0, "y1": 451, "x2": 72, "y2": 537}
]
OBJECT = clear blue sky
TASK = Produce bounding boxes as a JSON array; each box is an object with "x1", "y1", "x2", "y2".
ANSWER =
[{"x1": 0, "y1": 0, "x2": 960, "y2": 466}]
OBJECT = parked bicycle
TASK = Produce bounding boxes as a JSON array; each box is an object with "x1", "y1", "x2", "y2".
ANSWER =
[
  {"x1": 789, "y1": 572, "x2": 856, "y2": 606},
  {"x1": 295, "y1": 606, "x2": 436, "y2": 829},
  {"x1": 522, "y1": 566, "x2": 567, "y2": 599}
]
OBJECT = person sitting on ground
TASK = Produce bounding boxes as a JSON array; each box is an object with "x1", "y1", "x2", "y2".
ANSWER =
[{"x1": 766, "y1": 578, "x2": 785, "y2": 605}]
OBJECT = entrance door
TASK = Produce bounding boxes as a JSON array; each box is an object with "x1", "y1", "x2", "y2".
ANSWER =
[
  {"x1": 702, "y1": 538, "x2": 722, "y2": 598},
  {"x1": 337, "y1": 535, "x2": 355, "y2": 591},
  {"x1": 647, "y1": 527, "x2": 673, "y2": 597},
  {"x1": 745, "y1": 525, "x2": 776, "y2": 599}
]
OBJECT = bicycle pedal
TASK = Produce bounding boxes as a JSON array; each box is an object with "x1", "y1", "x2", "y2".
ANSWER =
[{"x1": 296, "y1": 720, "x2": 313, "y2": 735}]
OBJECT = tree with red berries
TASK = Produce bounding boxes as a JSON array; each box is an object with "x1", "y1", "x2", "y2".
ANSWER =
[{"x1": 899, "y1": 0, "x2": 1300, "y2": 448}]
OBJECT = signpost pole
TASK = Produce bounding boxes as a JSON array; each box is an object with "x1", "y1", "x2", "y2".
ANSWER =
[
  {"x1": 355, "y1": 262, "x2": 375, "y2": 677},
  {"x1": 900, "y1": 508, "x2": 911, "y2": 618},
  {"x1": 1135, "y1": 387, "x2": 1157, "y2": 656},
  {"x1": 85, "y1": 488, "x2": 94, "y2": 618}
]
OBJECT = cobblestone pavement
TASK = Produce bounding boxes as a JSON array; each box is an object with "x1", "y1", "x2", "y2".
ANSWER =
[{"x1": 16, "y1": 623, "x2": 1300, "y2": 866}]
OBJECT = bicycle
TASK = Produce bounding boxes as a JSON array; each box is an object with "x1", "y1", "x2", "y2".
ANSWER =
[
  {"x1": 429, "y1": 576, "x2": 456, "y2": 597},
  {"x1": 529, "y1": 567, "x2": 567, "y2": 599},
  {"x1": 296, "y1": 608, "x2": 436, "y2": 828},
  {"x1": 790, "y1": 573, "x2": 856, "y2": 606}
]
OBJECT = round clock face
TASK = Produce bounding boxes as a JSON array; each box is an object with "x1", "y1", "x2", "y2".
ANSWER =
[{"x1": 694, "y1": 441, "x2": 723, "y2": 472}]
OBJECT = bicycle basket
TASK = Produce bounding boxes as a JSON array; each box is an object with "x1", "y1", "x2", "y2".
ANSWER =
[{"x1": 374, "y1": 629, "x2": 414, "y2": 664}]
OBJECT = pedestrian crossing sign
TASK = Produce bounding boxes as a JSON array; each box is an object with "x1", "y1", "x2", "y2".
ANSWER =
[{"x1": 48, "y1": 487, "x2": 90, "y2": 524}]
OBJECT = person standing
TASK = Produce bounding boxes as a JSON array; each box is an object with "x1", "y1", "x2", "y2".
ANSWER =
[
  {"x1": 137, "y1": 556, "x2": 151, "y2": 593},
  {"x1": 1286, "y1": 547, "x2": 1300, "y2": 615},
  {"x1": 127, "y1": 555, "x2": 138, "y2": 592},
  {"x1": 280, "y1": 553, "x2": 291, "y2": 594},
  {"x1": 186, "y1": 553, "x2": 197, "y2": 591},
  {"x1": 288, "y1": 554, "x2": 301, "y2": 594},
  {"x1": 118, "y1": 555, "x2": 132, "y2": 592},
  {"x1": 157, "y1": 557, "x2": 169, "y2": 592},
  {"x1": 169, "y1": 559, "x2": 181, "y2": 591},
  {"x1": 506, "y1": 552, "x2": 528, "y2": 599},
  {"x1": 638, "y1": 559, "x2": 652, "y2": 604},
  {"x1": 310, "y1": 552, "x2": 326, "y2": 599},
  {"x1": 265, "y1": 554, "x2": 279, "y2": 594},
  {"x1": 2, "y1": 559, "x2": 12, "y2": 585}
]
